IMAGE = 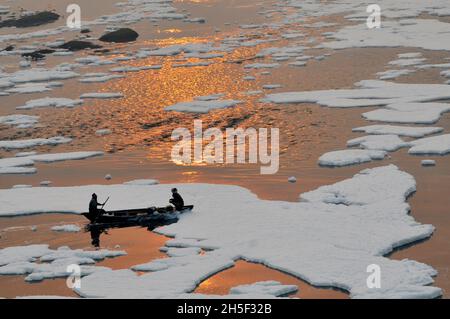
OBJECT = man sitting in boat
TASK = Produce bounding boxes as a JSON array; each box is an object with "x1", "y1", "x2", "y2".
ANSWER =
[
  {"x1": 169, "y1": 188, "x2": 184, "y2": 211},
  {"x1": 88, "y1": 193, "x2": 106, "y2": 222}
]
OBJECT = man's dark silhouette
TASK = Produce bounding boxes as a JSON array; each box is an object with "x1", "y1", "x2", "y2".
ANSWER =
[
  {"x1": 88, "y1": 193, "x2": 106, "y2": 222},
  {"x1": 169, "y1": 188, "x2": 184, "y2": 211}
]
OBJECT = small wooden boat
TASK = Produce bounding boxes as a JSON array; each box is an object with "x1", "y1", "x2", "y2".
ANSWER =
[{"x1": 82, "y1": 205, "x2": 194, "y2": 227}]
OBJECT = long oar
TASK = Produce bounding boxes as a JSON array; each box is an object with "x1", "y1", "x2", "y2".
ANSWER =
[{"x1": 101, "y1": 196, "x2": 110, "y2": 208}]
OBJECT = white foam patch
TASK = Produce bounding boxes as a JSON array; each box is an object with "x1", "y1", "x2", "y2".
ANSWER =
[
  {"x1": 123, "y1": 179, "x2": 159, "y2": 186},
  {"x1": 5, "y1": 82, "x2": 61, "y2": 94},
  {"x1": 377, "y1": 69, "x2": 415, "y2": 80},
  {"x1": 289, "y1": 61, "x2": 307, "y2": 67},
  {"x1": 419, "y1": 63, "x2": 450, "y2": 70},
  {"x1": 95, "y1": 129, "x2": 112, "y2": 136},
  {"x1": 347, "y1": 135, "x2": 408, "y2": 152},
  {"x1": 0, "y1": 79, "x2": 14, "y2": 89},
  {"x1": 80, "y1": 93, "x2": 123, "y2": 99},
  {"x1": 229, "y1": 281, "x2": 298, "y2": 297},
  {"x1": 441, "y1": 70, "x2": 450, "y2": 78},
  {"x1": 408, "y1": 134, "x2": 450, "y2": 155},
  {"x1": 12, "y1": 184, "x2": 32, "y2": 189},
  {"x1": 0, "y1": 151, "x2": 103, "y2": 175},
  {"x1": 79, "y1": 74, "x2": 124, "y2": 83},
  {"x1": 0, "y1": 245, "x2": 125, "y2": 282},
  {"x1": 244, "y1": 63, "x2": 280, "y2": 69},
  {"x1": 282, "y1": 32, "x2": 304, "y2": 39},
  {"x1": 194, "y1": 94, "x2": 225, "y2": 101},
  {"x1": 27, "y1": 151, "x2": 104, "y2": 163},
  {"x1": 0, "y1": 244, "x2": 51, "y2": 266},
  {"x1": 165, "y1": 247, "x2": 201, "y2": 258},
  {"x1": 244, "y1": 90, "x2": 263, "y2": 96},
  {"x1": 0, "y1": 167, "x2": 37, "y2": 174},
  {"x1": 16, "y1": 295, "x2": 77, "y2": 299},
  {"x1": 52, "y1": 51, "x2": 74, "y2": 57},
  {"x1": 352, "y1": 125, "x2": 443, "y2": 138},
  {"x1": 75, "y1": 56, "x2": 114, "y2": 66},
  {"x1": 363, "y1": 102, "x2": 450, "y2": 124},
  {"x1": 264, "y1": 81, "x2": 450, "y2": 123},
  {"x1": 0, "y1": 136, "x2": 72, "y2": 150},
  {"x1": 165, "y1": 100, "x2": 240, "y2": 113},
  {"x1": 16, "y1": 97, "x2": 83, "y2": 110},
  {"x1": 318, "y1": 150, "x2": 386, "y2": 167},
  {"x1": 264, "y1": 80, "x2": 450, "y2": 107},
  {"x1": 15, "y1": 151, "x2": 37, "y2": 157},
  {"x1": 3, "y1": 68, "x2": 79, "y2": 84},
  {"x1": 389, "y1": 58, "x2": 426, "y2": 67},
  {"x1": 263, "y1": 84, "x2": 282, "y2": 89},
  {"x1": 51, "y1": 224, "x2": 81, "y2": 232},
  {"x1": 325, "y1": 19, "x2": 450, "y2": 51},
  {"x1": 0, "y1": 114, "x2": 39, "y2": 128},
  {"x1": 180, "y1": 281, "x2": 298, "y2": 299},
  {"x1": 0, "y1": 157, "x2": 38, "y2": 170},
  {"x1": 398, "y1": 53, "x2": 422, "y2": 59}
]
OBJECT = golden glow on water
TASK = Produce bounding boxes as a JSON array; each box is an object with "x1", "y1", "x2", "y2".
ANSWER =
[
  {"x1": 195, "y1": 260, "x2": 348, "y2": 299},
  {"x1": 199, "y1": 278, "x2": 214, "y2": 290},
  {"x1": 0, "y1": 42, "x2": 394, "y2": 177},
  {"x1": 45, "y1": 40, "x2": 261, "y2": 160},
  {"x1": 160, "y1": 28, "x2": 183, "y2": 34},
  {"x1": 179, "y1": 171, "x2": 201, "y2": 183}
]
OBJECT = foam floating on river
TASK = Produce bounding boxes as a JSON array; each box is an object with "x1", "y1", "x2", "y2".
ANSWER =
[
  {"x1": 0, "y1": 151, "x2": 103, "y2": 175},
  {"x1": 347, "y1": 135, "x2": 408, "y2": 152},
  {"x1": 352, "y1": 125, "x2": 443, "y2": 138},
  {"x1": 165, "y1": 99, "x2": 241, "y2": 113},
  {"x1": 0, "y1": 136, "x2": 72, "y2": 150},
  {"x1": 16, "y1": 97, "x2": 83, "y2": 110},
  {"x1": 264, "y1": 81, "x2": 450, "y2": 124},
  {"x1": 51, "y1": 224, "x2": 81, "y2": 232},
  {"x1": 0, "y1": 114, "x2": 39, "y2": 128},
  {"x1": 408, "y1": 134, "x2": 450, "y2": 155},
  {"x1": 0, "y1": 165, "x2": 440, "y2": 298},
  {"x1": 318, "y1": 149, "x2": 386, "y2": 167},
  {"x1": 0, "y1": 245, "x2": 125, "y2": 282},
  {"x1": 80, "y1": 92, "x2": 124, "y2": 99}
]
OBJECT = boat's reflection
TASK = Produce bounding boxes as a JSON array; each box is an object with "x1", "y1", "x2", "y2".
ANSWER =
[{"x1": 85, "y1": 218, "x2": 178, "y2": 248}]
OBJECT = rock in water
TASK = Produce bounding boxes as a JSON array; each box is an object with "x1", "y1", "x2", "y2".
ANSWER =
[
  {"x1": 22, "y1": 49, "x2": 55, "y2": 60},
  {"x1": 99, "y1": 28, "x2": 139, "y2": 43},
  {"x1": 421, "y1": 159, "x2": 436, "y2": 167},
  {"x1": 58, "y1": 40, "x2": 102, "y2": 51},
  {"x1": 0, "y1": 11, "x2": 59, "y2": 28},
  {"x1": 19, "y1": 60, "x2": 31, "y2": 68},
  {"x1": 1, "y1": 45, "x2": 15, "y2": 52}
]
